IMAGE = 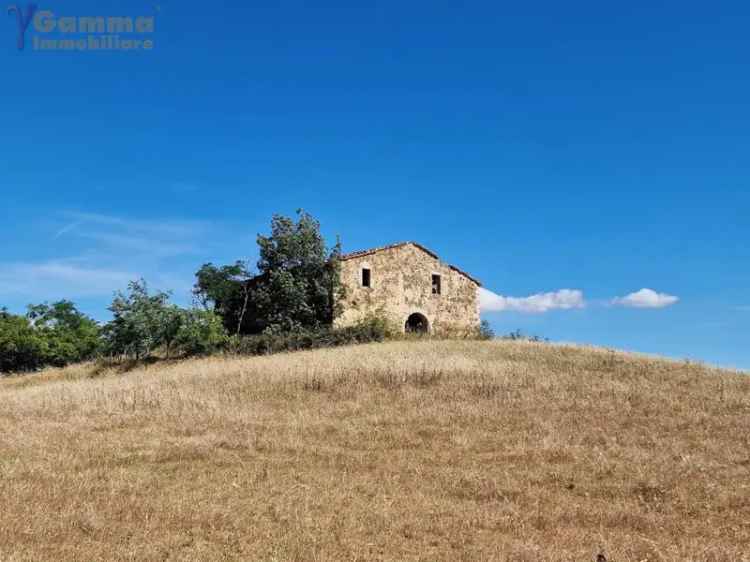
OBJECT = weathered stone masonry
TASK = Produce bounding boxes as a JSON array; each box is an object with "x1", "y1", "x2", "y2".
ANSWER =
[{"x1": 335, "y1": 242, "x2": 481, "y2": 335}]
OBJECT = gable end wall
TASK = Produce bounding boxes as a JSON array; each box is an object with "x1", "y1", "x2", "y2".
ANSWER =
[{"x1": 335, "y1": 244, "x2": 480, "y2": 335}]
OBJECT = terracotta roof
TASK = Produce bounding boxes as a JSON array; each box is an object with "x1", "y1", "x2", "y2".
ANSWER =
[{"x1": 340, "y1": 241, "x2": 482, "y2": 287}]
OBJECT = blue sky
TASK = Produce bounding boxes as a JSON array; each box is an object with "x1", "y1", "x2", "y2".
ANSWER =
[{"x1": 1, "y1": 1, "x2": 748, "y2": 369}]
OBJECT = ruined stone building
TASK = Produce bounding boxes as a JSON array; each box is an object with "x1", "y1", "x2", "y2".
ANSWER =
[{"x1": 335, "y1": 242, "x2": 481, "y2": 335}]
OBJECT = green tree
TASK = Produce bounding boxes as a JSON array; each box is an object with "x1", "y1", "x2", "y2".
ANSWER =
[
  {"x1": 0, "y1": 309, "x2": 45, "y2": 373},
  {"x1": 102, "y1": 279, "x2": 173, "y2": 359},
  {"x1": 174, "y1": 309, "x2": 228, "y2": 356},
  {"x1": 103, "y1": 279, "x2": 228, "y2": 360},
  {"x1": 252, "y1": 210, "x2": 344, "y2": 333},
  {"x1": 27, "y1": 301, "x2": 101, "y2": 367},
  {"x1": 193, "y1": 261, "x2": 256, "y2": 335}
]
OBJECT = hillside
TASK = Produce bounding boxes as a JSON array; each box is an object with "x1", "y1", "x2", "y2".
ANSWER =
[{"x1": 1, "y1": 341, "x2": 748, "y2": 561}]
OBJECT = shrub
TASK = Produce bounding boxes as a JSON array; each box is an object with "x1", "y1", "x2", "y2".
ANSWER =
[
  {"x1": 174, "y1": 309, "x2": 229, "y2": 356},
  {"x1": 229, "y1": 316, "x2": 391, "y2": 357},
  {"x1": 501, "y1": 329, "x2": 548, "y2": 343},
  {"x1": 477, "y1": 320, "x2": 495, "y2": 340}
]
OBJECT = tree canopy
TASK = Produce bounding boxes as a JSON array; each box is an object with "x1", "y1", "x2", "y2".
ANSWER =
[
  {"x1": 193, "y1": 210, "x2": 344, "y2": 335},
  {"x1": 103, "y1": 279, "x2": 227, "y2": 360},
  {"x1": 0, "y1": 302, "x2": 101, "y2": 373}
]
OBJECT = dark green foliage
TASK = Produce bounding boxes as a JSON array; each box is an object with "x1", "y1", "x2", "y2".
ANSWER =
[
  {"x1": 0, "y1": 302, "x2": 101, "y2": 373},
  {"x1": 195, "y1": 211, "x2": 345, "y2": 336},
  {"x1": 0, "y1": 309, "x2": 45, "y2": 373},
  {"x1": 193, "y1": 261, "x2": 259, "y2": 335},
  {"x1": 229, "y1": 316, "x2": 389, "y2": 357},
  {"x1": 252, "y1": 210, "x2": 344, "y2": 333},
  {"x1": 27, "y1": 301, "x2": 101, "y2": 367}
]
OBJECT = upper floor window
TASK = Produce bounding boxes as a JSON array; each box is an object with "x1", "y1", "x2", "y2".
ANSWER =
[
  {"x1": 362, "y1": 268, "x2": 371, "y2": 288},
  {"x1": 432, "y1": 274, "x2": 441, "y2": 295}
]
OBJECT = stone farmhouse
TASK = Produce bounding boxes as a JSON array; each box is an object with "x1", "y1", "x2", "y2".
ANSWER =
[{"x1": 335, "y1": 242, "x2": 481, "y2": 335}]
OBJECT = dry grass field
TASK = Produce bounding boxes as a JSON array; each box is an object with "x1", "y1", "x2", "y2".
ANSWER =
[{"x1": 1, "y1": 340, "x2": 748, "y2": 562}]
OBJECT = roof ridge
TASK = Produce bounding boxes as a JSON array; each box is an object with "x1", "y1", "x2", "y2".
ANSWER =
[{"x1": 339, "y1": 241, "x2": 481, "y2": 286}]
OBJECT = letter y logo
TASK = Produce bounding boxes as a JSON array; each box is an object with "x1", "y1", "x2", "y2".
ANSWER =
[{"x1": 7, "y1": 3, "x2": 37, "y2": 51}]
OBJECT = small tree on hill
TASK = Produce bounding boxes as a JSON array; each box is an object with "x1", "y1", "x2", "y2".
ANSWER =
[
  {"x1": 103, "y1": 279, "x2": 172, "y2": 359},
  {"x1": 27, "y1": 300, "x2": 101, "y2": 366},
  {"x1": 104, "y1": 279, "x2": 228, "y2": 360}
]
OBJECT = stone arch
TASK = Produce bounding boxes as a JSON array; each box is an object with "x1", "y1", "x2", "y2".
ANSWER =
[{"x1": 405, "y1": 312, "x2": 429, "y2": 334}]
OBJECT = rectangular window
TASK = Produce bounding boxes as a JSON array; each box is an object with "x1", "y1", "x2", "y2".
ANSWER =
[
  {"x1": 432, "y1": 274, "x2": 441, "y2": 295},
  {"x1": 362, "y1": 268, "x2": 371, "y2": 288}
]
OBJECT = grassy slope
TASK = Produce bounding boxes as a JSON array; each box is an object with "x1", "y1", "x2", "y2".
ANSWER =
[{"x1": 0, "y1": 341, "x2": 748, "y2": 562}]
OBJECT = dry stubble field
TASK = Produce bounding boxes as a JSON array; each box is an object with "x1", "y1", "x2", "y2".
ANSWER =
[{"x1": 0, "y1": 340, "x2": 749, "y2": 562}]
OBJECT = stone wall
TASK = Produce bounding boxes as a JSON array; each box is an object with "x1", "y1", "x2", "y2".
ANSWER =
[{"x1": 335, "y1": 244, "x2": 480, "y2": 335}]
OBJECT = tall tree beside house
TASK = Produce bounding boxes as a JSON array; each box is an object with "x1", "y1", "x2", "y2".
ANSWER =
[
  {"x1": 252, "y1": 210, "x2": 344, "y2": 333},
  {"x1": 192, "y1": 211, "x2": 344, "y2": 335}
]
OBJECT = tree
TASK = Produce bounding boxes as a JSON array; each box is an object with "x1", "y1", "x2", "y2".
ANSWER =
[
  {"x1": 252, "y1": 210, "x2": 344, "y2": 333},
  {"x1": 0, "y1": 309, "x2": 45, "y2": 373},
  {"x1": 26, "y1": 301, "x2": 101, "y2": 366},
  {"x1": 193, "y1": 261, "x2": 256, "y2": 335},
  {"x1": 102, "y1": 279, "x2": 173, "y2": 359},
  {"x1": 174, "y1": 309, "x2": 228, "y2": 356},
  {"x1": 103, "y1": 279, "x2": 228, "y2": 360},
  {"x1": 0, "y1": 303, "x2": 101, "y2": 374}
]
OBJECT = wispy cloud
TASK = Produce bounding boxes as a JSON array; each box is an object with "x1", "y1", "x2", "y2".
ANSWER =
[
  {"x1": 50, "y1": 211, "x2": 211, "y2": 259},
  {"x1": 0, "y1": 260, "x2": 135, "y2": 299},
  {"x1": 2, "y1": 211, "x2": 221, "y2": 310},
  {"x1": 611, "y1": 288, "x2": 679, "y2": 309},
  {"x1": 62, "y1": 211, "x2": 208, "y2": 241},
  {"x1": 480, "y1": 288, "x2": 586, "y2": 313},
  {"x1": 79, "y1": 232, "x2": 197, "y2": 258},
  {"x1": 53, "y1": 221, "x2": 82, "y2": 239}
]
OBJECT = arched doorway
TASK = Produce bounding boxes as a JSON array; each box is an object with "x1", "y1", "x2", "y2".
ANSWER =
[{"x1": 405, "y1": 313, "x2": 429, "y2": 334}]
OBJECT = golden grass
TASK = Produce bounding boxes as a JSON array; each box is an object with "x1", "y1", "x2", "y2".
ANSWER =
[{"x1": 1, "y1": 341, "x2": 748, "y2": 562}]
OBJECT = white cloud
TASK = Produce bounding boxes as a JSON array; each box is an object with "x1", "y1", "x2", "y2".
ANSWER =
[
  {"x1": 611, "y1": 288, "x2": 679, "y2": 309},
  {"x1": 479, "y1": 287, "x2": 586, "y2": 313}
]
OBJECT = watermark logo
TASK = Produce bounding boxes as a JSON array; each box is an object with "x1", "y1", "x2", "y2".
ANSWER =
[
  {"x1": 7, "y1": 4, "x2": 155, "y2": 52},
  {"x1": 7, "y1": 3, "x2": 36, "y2": 50}
]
